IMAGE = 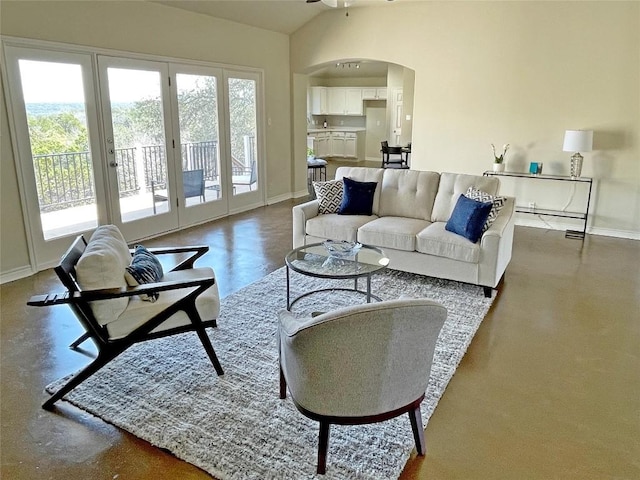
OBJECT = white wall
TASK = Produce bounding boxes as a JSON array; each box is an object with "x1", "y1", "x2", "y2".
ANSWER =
[
  {"x1": 291, "y1": 1, "x2": 640, "y2": 238},
  {"x1": 0, "y1": 0, "x2": 292, "y2": 279}
]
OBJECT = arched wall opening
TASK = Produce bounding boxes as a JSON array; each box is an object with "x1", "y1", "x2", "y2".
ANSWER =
[{"x1": 291, "y1": 58, "x2": 415, "y2": 195}]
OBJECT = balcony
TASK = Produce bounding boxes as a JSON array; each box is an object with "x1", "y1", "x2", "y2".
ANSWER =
[{"x1": 34, "y1": 140, "x2": 255, "y2": 240}]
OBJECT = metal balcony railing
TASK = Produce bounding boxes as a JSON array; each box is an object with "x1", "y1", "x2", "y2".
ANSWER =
[
  {"x1": 34, "y1": 141, "x2": 220, "y2": 212},
  {"x1": 33, "y1": 138, "x2": 255, "y2": 212}
]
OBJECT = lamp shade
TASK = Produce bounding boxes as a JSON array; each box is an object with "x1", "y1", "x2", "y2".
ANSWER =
[{"x1": 563, "y1": 130, "x2": 593, "y2": 152}]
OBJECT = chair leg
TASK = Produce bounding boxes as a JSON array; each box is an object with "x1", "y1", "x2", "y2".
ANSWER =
[
  {"x1": 279, "y1": 363, "x2": 287, "y2": 399},
  {"x1": 408, "y1": 405, "x2": 426, "y2": 456},
  {"x1": 317, "y1": 421, "x2": 330, "y2": 475},
  {"x1": 43, "y1": 352, "x2": 116, "y2": 410},
  {"x1": 69, "y1": 332, "x2": 90, "y2": 349},
  {"x1": 483, "y1": 286, "x2": 493, "y2": 298},
  {"x1": 194, "y1": 325, "x2": 224, "y2": 376}
]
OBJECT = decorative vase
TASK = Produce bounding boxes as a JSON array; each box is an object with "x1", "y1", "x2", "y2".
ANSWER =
[{"x1": 492, "y1": 163, "x2": 505, "y2": 172}]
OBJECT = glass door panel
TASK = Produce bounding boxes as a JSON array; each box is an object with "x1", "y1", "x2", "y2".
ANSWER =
[
  {"x1": 176, "y1": 72, "x2": 222, "y2": 207},
  {"x1": 18, "y1": 59, "x2": 98, "y2": 240},
  {"x1": 104, "y1": 67, "x2": 169, "y2": 220},
  {"x1": 228, "y1": 76, "x2": 259, "y2": 198},
  {"x1": 3, "y1": 45, "x2": 108, "y2": 269},
  {"x1": 98, "y1": 57, "x2": 178, "y2": 240}
]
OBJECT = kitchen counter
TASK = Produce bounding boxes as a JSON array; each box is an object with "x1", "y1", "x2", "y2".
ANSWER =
[{"x1": 307, "y1": 127, "x2": 366, "y2": 133}]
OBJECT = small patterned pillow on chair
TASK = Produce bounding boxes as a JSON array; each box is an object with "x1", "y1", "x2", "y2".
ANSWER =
[
  {"x1": 465, "y1": 186, "x2": 506, "y2": 233},
  {"x1": 313, "y1": 179, "x2": 343, "y2": 214},
  {"x1": 124, "y1": 245, "x2": 164, "y2": 302}
]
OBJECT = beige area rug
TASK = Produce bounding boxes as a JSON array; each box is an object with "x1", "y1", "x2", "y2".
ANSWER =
[{"x1": 47, "y1": 267, "x2": 495, "y2": 479}]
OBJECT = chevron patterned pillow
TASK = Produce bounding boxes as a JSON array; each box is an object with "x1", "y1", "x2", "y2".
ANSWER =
[
  {"x1": 465, "y1": 186, "x2": 506, "y2": 233},
  {"x1": 313, "y1": 179, "x2": 343, "y2": 214}
]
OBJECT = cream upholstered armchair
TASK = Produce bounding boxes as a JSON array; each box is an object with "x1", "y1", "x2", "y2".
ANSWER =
[{"x1": 278, "y1": 298, "x2": 447, "y2": 474}]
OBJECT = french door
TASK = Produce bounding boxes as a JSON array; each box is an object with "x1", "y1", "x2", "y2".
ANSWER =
[
  {"x1": 3, "y1": 46, "x2": 109, "y2": 268},
  {"x1": 3, "y1": 42, "x2": 264, "y2": 270}
]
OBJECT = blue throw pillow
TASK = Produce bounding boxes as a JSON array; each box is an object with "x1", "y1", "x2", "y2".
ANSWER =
[
  {"x1": 338, "y1": 177, "x2": 378, "y2": 216},
  {"x1": 445, "y1": 194, "x2": 493, "y2": 243},
  {"x1": 124, "y1": 245, "x2": 164, "y2": 302}
]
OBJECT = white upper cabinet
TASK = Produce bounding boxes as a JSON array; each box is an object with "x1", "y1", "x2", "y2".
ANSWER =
[
  {"x1": 309, "y1": 86, "x2": 328, "y2": 115},
  {"x1": 327, "y1": 88, "x2": 363, "y2": 115},
  {"x1": 362, "y1": 87, "x2": 387, "y2": 100}
]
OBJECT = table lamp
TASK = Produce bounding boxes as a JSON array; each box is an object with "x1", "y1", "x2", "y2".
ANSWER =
[{"x1": 563, "y1": 130, "x2": 593, "y2": 178}]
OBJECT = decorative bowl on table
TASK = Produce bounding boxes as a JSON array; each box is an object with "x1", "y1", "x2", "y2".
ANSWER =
[{"x1": 322, "y1": 240, "x2": 362, "y2": 258}]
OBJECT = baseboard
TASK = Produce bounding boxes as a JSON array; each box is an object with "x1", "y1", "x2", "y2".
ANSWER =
[
  {"x1": 267, "y1": 191, "x2": 309, "y2": 204},
  {"x1": 514, "y1": 217, "x2": 640, "y2": 240},
  {"x1": 0, "y1": 265, "x2": 35, "y2": 284}
]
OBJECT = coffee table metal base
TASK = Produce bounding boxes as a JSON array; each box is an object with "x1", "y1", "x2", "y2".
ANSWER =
[{"x1": 286, "y1": 268, "x2": 381, "y2": 311}]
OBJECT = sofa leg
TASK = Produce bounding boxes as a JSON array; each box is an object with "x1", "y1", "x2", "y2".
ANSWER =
[{"x1": 483, "y1": 286, "x2": 493, "y2": 298}]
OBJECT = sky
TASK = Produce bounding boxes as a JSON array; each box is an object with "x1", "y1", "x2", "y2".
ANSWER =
[{"x1": 18, "y1": 60, "x2": 164, "y2": 104}]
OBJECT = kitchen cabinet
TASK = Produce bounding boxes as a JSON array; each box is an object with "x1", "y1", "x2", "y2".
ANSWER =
[
  {"x1": 327, "y1": 88, "x2": 363, "y2": 115},
  {"x1": 330, "y1": 132, "x2": 346, "y2": 157},
  {"x1": 313, "y1": 132, "x2": 330, "y2": 158},
  {"x1": 362, "y1": 88, "x2": 387, "y2": 100},
  {"x1": 309, "y1": 130, "x2": 359, "y2": 159},
  {"x1": 344, "y1": 132, "x2": 357, "y2": 158},
  {"x1": 309, "y1": 86, "x2": 328, "y2": 115}
]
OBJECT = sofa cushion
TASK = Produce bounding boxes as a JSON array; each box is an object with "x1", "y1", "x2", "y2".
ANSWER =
[
  {"x1": 313, "y1": 179, "x2": 343, "y2": 214},
  {"x1": 465, "y1": 186, "x2": 506, "y2": 233},
  {"x1": 416, "y1": 222, "x2": 482, "y2": 264},
  {"x1": 358, "y1": 217, "x2": 431, "y2": 252},
  {"x1": 124, "y1": 245, "x2": 164, "y2": 302},
  {"x1": 338, "y1": 177, "x2": 378, "y2": 216},
  {"x1": 306, "y1": 213, "x2": 377, "y2": 243},
  {"x1": 75, "y1": 225, "x2": 132, "y2": 325},
  {"x1": 335, "y1": 167, "x2": 384, "y2": 215},
  {"x1": 378, "y1": 169, "x2": 440, "y2": 221},
  {"x1": 431, "y1": 173, "x2": 500, "y2": 223},
  {"x1": 445, "y1": 194, "x2": 492, "y2": 243}
]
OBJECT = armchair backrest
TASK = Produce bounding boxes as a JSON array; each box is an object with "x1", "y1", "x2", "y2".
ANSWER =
[{"x1": 280, "y1": 298, "x2": 447, "y2": 418}]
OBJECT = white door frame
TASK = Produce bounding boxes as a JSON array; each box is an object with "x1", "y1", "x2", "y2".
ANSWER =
[{"x1": 2, "y1": 45, "x2": 109, "y2": 269}]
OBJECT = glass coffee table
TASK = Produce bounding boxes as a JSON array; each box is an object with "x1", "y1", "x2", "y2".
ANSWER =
[{"x1": 285, "y1": 242, "x2": 390, "y2": 311}]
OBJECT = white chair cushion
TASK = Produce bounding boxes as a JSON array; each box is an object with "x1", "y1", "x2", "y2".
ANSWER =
[
  {"x1": 431, "y1": 173, "x2": 500, "y2": 223},
  {"x1": 357, "y1": 217, "x2": 430, "y2": 252},
  {"x1": 306, "y1": 213, "x2": 377, "y2": 243},
  {"x1": 416, "y1": 222, "x2": 481, "y2": 263},
  {"x1": 75, "y1": 225, "x2": 131, "y2": 325},
  {"x1": 106, "y1": 267, "x2": 220, "y2": 339}
]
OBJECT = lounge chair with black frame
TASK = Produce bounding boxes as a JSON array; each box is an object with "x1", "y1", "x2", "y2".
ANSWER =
[{"x1": 27, "y1": 224, "x2": 223, "y2": 410}]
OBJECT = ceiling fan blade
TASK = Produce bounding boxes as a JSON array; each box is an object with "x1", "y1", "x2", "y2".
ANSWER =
[{"x1": 306, "y1": 0, "x2": 321, "y2": 3}]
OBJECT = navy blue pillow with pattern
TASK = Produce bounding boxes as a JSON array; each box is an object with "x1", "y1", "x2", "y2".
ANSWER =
[{"x1": 124, "y1": 245, "x2": 163, "y2": 302}]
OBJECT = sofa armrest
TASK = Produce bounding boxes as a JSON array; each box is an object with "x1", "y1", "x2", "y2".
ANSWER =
[
  {"x1": 292, "y1": 200, "x2": 320, "y2": 248},
  {"x1": 478, "y1": 197, "x2": 516, "y2": 288}
]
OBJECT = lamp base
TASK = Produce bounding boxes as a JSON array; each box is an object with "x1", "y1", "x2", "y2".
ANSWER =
[{"x1": 570, "y1": 152, "x2": 583, "y2": 178}]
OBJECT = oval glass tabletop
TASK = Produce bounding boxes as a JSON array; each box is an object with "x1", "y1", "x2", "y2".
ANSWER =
[{"x1": 285, "y1": 242, "x2": 389, "y2": 279}]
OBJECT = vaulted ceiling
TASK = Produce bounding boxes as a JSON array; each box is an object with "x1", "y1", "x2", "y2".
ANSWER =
[{"x1": 151, "y1": 0, "x2": 396, "y2": 35}]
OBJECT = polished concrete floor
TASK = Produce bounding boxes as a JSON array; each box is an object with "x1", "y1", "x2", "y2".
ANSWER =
[{"x1": 2, "y1": 197, "x2": 639, "y2": 479}]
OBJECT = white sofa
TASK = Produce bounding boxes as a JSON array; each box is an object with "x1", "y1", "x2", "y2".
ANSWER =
[{"x1": 292, "y1": 167, "x2": 516, "y2": 297}]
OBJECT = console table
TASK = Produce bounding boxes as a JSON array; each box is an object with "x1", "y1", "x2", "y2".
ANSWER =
[{"x1": 483, "y1": 171, "x2": 593, "y2": 239}]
